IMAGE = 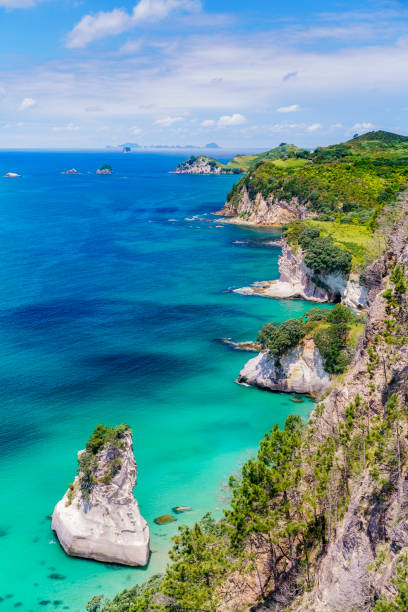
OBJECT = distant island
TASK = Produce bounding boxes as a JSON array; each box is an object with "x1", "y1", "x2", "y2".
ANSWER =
[
  {"x1": 96, "y1": 164, "x2": 113, "y2": 175},
  {"x1": 107, "y1": 142, "x2": 222, "y2": 151},
  {"x1": 174, "y1": 155, "x2": 241, "y2": 175}
]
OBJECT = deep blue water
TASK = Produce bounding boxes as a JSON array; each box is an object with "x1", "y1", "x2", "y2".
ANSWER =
[{"x1": 0, "y1": 152, "x2": 321, "y2": 611}]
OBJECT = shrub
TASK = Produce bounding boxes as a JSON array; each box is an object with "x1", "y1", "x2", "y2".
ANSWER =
[
  {"x1": 257, "y1": 318, "x2": 305, "y2": 357},
  {"x1": 298, "y1": 227, "x2": 321, "y2": 249},
  {"x1": 304, "y1": 307, "x2": 329, "y2": 322},
  {"x1": 303, "y1": 236, "x2": 352, "y2": 276}
]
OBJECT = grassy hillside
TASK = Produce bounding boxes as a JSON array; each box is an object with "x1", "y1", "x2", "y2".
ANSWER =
[
  {"x1": 225, "y1": 143, "x2": 309, "y2": 171},
  {"x1": 225, "y1": 131, "x2": 408, "y2": 223}
]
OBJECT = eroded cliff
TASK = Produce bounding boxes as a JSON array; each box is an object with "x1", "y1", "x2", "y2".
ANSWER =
[{"x1": 52, "y1": 425, "x2": 150, "y2": 567}]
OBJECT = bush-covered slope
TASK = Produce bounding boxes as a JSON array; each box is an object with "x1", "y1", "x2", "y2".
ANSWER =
[
  {"x1": 222, "y1": 131, "x2": 408, "y2": 225},
  {"x1": 88, "y1": 203, "x2": 408, "y2": 612}
]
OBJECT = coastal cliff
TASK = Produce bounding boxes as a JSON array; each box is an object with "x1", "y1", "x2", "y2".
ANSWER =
[
  {"x1": 238, "y1": 337, "x2": 330, "y2": 396},
  {"x1": 52, "y1": 425, "x2": 150, "y2": 567},
  {"x1": 235, "y1": 237, "x2": 367, "y2": 308},
  {"x1": 216, "y1": 187, "x2": 317, "y2": 226}
]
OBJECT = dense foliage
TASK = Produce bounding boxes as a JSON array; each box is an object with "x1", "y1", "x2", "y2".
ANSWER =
[
  {"x1": 285, "y1": 223, "x2": 353, "y2": 276},
  {"x1": 226, "y1": 131, "x2": 408, "y2": 224},
  {"x1": 257, "y1": 318, "x2": 305, "y2": 357},
  {"x1": 257, "y1": 304, "x2": 357, "y2": 374}
]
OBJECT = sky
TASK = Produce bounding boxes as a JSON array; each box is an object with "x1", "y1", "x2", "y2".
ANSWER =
[{"x1": 0, "y1": 0, "x2": 407, "y2": 149}]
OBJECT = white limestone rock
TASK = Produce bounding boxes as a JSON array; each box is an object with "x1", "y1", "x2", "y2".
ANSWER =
[
  {"x1": 217, "y1": 187, "x2": 317, "y2": 225},
  {"x1": 235, "y1": 238, "x2": 368, "y2": 308},
  {"x1": 52, "y1": 428, "x2": 150, "y2": 566},
  {"x1": 238, "y1": 338, "x2": 330, "y2": 396}
]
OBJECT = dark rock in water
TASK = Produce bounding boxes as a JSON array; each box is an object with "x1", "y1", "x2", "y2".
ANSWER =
[
  {"x1": 172, "y1": 506, "x2": 192, "y2": 514},
  {"x1": 48, "y1": 573, "x2": 66, "y2": 581},
  {"x1": 154, "y1": 515, "x2": 176, "y2": 525},
  {"x1": 13, "y1": 603, "x2": 22, "y2": 608},
  {"x1": 53, "y1": 601, "x2": 62, "y2": 606},
  {"x1": 0, "y1": 529, "x2": 8, "y2": 537},
  {"x1": 290, "y1": 397, "x2": 304, "y2": 403},
  {"x1": 39, "y1": 602, "x2": 50, "y2": 606}
]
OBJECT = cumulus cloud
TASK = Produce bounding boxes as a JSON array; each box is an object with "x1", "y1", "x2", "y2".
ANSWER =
[
  {"x1": 277, "y1": 104, "x2": 300, "y2": 113},
  {"x1": 154, "y1": 116, "x2": 184, "y2": 126},
  {"x1": 67, "y1": 0, "x2": 201, "y2": 48},
  {"x1": 18, "y1": 97, "x2": 36, "y2": 111},
  {"x1": 331, "y1": 122, "x2": 344, "y2": 128},
  {"x1": 352, "y1": 122, "x2": 375, "y2": 131},
  {"x1": 52, "y1": 123, "x2": 80, "y2": 131},
  {"x1": 201, "y1": 119, "x2": 215, "y2": 127},
  {"x1": 307, "y1": 122, "x2": 322, "y2": 131},
  {"x1": 217, "y1": 113, "x2": 246, "y2": 127},
  {"x1": 131, "y1": 126, "x2": 142, "y2": 134}
]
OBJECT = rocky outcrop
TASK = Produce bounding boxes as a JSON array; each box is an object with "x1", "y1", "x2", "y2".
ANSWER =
[
  {"x1": 4, "y1": 172, "x2": 21, "y2": 177},
  {"x1": 235, "y1": 238, "x2": 367, "y2": 308},
  {"x1": 238, "y1": 338, "x2": 330, "y2": 396},
  {"x1": 175, "y1": 156, "x2": 235, "y2": 175},
  {"x1": 62, "y1": 168, "x2": 80, "y2": 175},
  {"x1": 52, "y1": 428, "x2": 150, "y2": 566},
  {"x1": 216, "y1": 187, "x2": 317, "y2": 226}
]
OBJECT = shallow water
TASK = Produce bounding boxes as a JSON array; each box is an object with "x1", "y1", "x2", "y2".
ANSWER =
[{"x1": 0, "y1": 152, "x2": 324, "y2": 610}]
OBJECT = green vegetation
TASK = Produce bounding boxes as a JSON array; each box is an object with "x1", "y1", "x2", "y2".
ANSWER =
[
  {"x1": 374, "y1": 552, "x2": 408, "y2": 611},
  {"x1": 257, "y1": 318, "x2": 305, "y2": 357},
  {"x1": 225, "y1": 143, "x2": 309, "y2": 172},
  {"x1": 78, "y1": 424, "x2": 130, "y2": 499},
  {"x1": 88, "y1": 260, "x2": 408, "y2": 611},
  {"x1": 177, "y1": 155, "x2": 242, "y2": 174},
  {"x1": 225, "y1": 131, "x2": 408, "y2": 227},
  {"x1": 257, "y1": 304, "x2": 359, "y2": 374},
  {"x1": 99, "y1": 163, "x2": 113, "y2": 171},
  {"x1": 285, "y1": 222, "x2": 353, "y2": 276}
]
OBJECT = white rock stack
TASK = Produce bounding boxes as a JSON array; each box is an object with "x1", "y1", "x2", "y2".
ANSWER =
[{"x1": 52, "y1": 426, "x2": 150, "y2": 566}]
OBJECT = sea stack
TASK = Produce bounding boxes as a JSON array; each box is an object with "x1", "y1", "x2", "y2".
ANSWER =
[
  {"x1": 52, "y1": 424, "x2": 150, "y2": 566},
  {"x1": 4, "y1": 172, "x2": 21, "y2": 177}
]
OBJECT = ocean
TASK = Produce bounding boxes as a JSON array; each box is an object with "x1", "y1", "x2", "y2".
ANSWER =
[{"x1": 0, "y1": 151, "x2": 321, "y2": 610}]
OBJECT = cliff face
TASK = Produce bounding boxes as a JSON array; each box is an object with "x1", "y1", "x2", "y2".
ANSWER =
[
  {"x1": 238, "y1": 337, "x2": 330, "y2": 396},
  {"x1": 235, "y1": 238, "x2": 367, "y2": 308},
  {"x1": 216, "y1": 187, "x2": 317, "y2": 225},
  {"x1": 51, "y1": 430, "x2": 150, "y2": 566},
  {"x1": 289, "y1": 212, "x2": 408, "y2": 612}
]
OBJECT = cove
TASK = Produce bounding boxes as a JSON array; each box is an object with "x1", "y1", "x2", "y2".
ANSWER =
[{"x1": 0, "y1": 151, "x2": 319, "y2": 610}]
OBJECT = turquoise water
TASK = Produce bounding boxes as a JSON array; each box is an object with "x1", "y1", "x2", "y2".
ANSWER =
[{"x1": 0, "y1": 152, "x2": 321, "y2": 611}]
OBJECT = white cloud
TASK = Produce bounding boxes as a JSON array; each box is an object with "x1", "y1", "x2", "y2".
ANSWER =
[
  {"x1": 18, "y1": 97, "x2": 36, "y2": 111},
  {"x1": 217, "y1": 113, "x2": 246, "y2": 127},
  {"x1": 67, "y1": 0, "x2": 201, "y2": 48},
  {"x1": 201, "y1": 119, "x2": 215, "y2": 127},
  {"x1": 131, "y1": 126, "x2": 142, "y2": 134},
  {"x1": 154, "y1": 116, "x2": 184, "y2": 126},
  {"x1": 277, "y1": 104, "x2": 300, "y2": 113},
  {"x1": 52, "y1": 123, "x2": 80, "y2": 132},
  {"x1": 330, "y1": 122, "x2": 344, "y2": 128},
  {"x1": 307, "y1": 123, "x2": 322, "y2": 132},
  {"x1": 352, "y1": 122, "x2": 375, "y2": 131}
]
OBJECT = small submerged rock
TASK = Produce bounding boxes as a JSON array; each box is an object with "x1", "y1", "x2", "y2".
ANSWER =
[
  {"x1": 172, "y1": 506, "x2": 192, "y2": 514},
  {"x1": 154, "y1": 515, "x2": 176, "y2": 525},
  {"x1": 290, "y1": 397, "x2": 304, "y2": 403}
]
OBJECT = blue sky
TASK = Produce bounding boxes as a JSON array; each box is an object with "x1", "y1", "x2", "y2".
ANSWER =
[{"x1": 0, "y1": 0, "x2": 407, "y2": 148}]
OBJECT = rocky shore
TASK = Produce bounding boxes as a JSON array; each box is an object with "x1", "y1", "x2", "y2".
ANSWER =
[
  {"x1": 52, "y1": 426, "x2": 150, "y2": 567},
  {"x1": 234, "y1": 237, "x2": 367, "y2": 308},
  {"x1": 238, "y1": 337, "x2": 330, "y2": 396},
  {"x1": 216, "y1": 187, "x2": 317, "y2": 225}
]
